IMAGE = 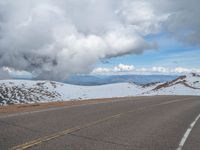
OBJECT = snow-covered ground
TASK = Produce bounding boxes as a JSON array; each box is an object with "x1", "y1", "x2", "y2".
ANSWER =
[
  {"x1": 145, "y1": 73, "x2": 200, "y2": 96},
  {"x1": 0, "y1": 73, "x2": 199, "y2": 105}
]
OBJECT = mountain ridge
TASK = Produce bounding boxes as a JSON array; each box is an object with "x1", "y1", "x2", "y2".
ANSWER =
[
  {"x1": 65, "y1": 74, "x2": 178, "y2": 85},
  {"x1": 0, "y1": 73, "x2": 199, "y2": 106}
]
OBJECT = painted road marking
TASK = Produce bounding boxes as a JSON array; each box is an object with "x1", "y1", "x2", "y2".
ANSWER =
[
  {"x1": 12, "y1": 97, "x2": 192, "y2": 150},
  {"x1": 176, "y1": 113, "x2": 200, "y2": 150},
  {"x1": 12, "y1": 114, "x2": 121, "y2": 150}
]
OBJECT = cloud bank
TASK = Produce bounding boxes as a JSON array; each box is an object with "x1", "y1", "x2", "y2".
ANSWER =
[
  {"x1": 92, "y1": 64, "x2": 200, "y2": 75},
  {"x1": 0, "y1": 0, "x2": 199, "y2": 80}
]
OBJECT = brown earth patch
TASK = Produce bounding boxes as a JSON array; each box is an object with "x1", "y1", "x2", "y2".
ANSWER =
[
  {"x1": 153, "y1": 75, "x2": 187, "y2": 91},
  {"x1": 0, "y1": 97, "x2": 126, "y2": 116}
]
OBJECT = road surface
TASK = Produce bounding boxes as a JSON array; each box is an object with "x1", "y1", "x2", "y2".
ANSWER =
[{"x1": 0, "y1": 96, "x2": 200, "y2": 150}]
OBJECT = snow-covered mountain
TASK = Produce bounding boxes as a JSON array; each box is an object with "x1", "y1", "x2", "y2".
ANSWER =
[
  {"x1": 65, "y1": 75, "x2": 178, "y2": 85},
  {"x1": 0, "y1": 73, "x2": 199, "y2": 105},
  {"x1": 145, "y1": 73, "x2": 200, "y2": 95}
]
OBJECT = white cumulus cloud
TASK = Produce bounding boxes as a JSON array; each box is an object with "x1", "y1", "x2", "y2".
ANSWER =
[
  {"x1": 92, "y1": 64, "x2": 135, "y2": 74},
  {"x1": 0, "y1": 0, "x2": 199, "y2": 80},
  {"x1": 92, "y1": 64, "x2": 200, "y2": 75}
]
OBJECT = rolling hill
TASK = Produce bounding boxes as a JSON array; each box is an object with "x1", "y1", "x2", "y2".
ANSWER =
[{"x1": 0, "y1": 73, "x2": 199, "y2": 105}]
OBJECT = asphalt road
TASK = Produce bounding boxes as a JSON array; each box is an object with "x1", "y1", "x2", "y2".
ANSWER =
[{"x1": 0, "y1": 96, "x2": 200, "y2": 150}]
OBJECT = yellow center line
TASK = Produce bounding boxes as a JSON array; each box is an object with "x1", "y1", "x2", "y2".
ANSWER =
[{"x1": 11, "y1": 98, "x2": 191, "y2": 150}]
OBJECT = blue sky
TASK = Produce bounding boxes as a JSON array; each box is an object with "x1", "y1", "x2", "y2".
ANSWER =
[{"x1": 97, "y1": 33, "x2": 200, "y2": 69}]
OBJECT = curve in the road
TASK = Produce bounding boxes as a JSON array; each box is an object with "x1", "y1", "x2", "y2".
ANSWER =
[{"x1": 12, "y1": 97, "x2": 192, "y2": 150}]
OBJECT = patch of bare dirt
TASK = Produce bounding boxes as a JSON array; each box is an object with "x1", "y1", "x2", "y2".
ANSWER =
[
  {"x1": 191, "y1": 73, "x2": 200, "y2": 77},
  {"x1": 153, "y1": 75, "x2": 187, "y2": 90},
  {"x1": 141, "y1": 82, "x2": 160, "y2": 88},
  {"x1": 0, "y1": 97, "x2": 122, "y2": 116}
]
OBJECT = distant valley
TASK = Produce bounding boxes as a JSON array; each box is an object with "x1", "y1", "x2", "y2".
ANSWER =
[{"x1": 64, "y1": 74, "x2": 178, "y2": 85}]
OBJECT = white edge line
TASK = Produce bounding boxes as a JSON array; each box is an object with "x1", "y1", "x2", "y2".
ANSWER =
[{"x1": 176, "y1": 113, "x2": 200, "y2": 150}]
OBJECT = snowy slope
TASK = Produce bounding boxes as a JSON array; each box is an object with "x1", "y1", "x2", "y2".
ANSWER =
[
  {"x1": 0, "y1": 73, "x2": 199, "y2": 105},
  {"x1": 146, "y1": 73, "x2": 200, "y2": 96},
  {"x1": 0, "y1": 80, "x2": 63, "y2": 105},
  {"x1": 0, "y1": 81, "x2": 152, "y2": 105},
  {"x1": 56, "y1": 82, "x2": 153, "y2": 100}
]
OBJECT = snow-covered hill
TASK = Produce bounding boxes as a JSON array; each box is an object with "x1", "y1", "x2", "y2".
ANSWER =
[
  {"x1": 0, "y1": 73, "x2": 199, "y2": 105},
  {"x1": 145, "y1": 73, "x2": 200, "y2": 95}
]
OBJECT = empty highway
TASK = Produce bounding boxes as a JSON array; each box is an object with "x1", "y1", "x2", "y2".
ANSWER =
[{"x1": 0, "y1": 96, "x2": 200, "y2": 150}]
